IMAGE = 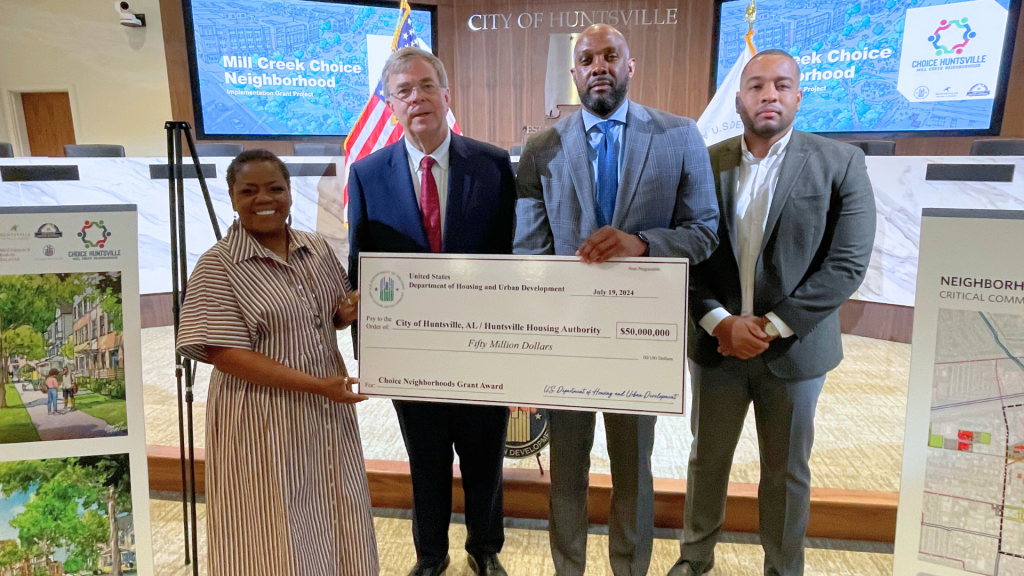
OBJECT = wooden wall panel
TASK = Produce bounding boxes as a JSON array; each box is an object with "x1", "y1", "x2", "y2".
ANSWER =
[
  {"x1": 161, "y1": 0, "x2": 1024, "y2": 154},
  {"x1": 438, "y1": 0, "x2": 715, "y2": 148}
]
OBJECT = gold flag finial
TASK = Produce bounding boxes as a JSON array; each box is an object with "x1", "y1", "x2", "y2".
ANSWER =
[{"x1": 744, "y1": 0, "x2": 758, "y2": 55}]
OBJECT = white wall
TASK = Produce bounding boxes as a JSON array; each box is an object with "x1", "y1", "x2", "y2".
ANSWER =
[{"x1": 0, "y1": 0, "x2": 173, "y2": 156}]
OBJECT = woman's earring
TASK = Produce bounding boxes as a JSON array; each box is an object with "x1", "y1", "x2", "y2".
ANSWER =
[
  {"x1": 232, "y1": 212, "x2": 238, "y2": 224},
  {"x1": 287, "y1": 213, "x2": 293, "y2": 227}
]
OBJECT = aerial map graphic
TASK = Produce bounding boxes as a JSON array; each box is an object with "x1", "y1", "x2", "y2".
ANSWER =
[
  {"x1": 922, "y1": 309, "x2": 1024, "y2": 575},
  {"x1": 189, "y1": 0, "x2": 432, "y2": 137}
]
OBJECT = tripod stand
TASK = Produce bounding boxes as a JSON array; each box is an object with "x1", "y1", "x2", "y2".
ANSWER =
[{"x1": 166, "y1": 121, "x2": 222, "y2": 576}]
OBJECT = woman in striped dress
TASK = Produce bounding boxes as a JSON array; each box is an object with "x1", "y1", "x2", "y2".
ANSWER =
[{"x1": 177, "y1": 150, "x2": 378, "y2": 576}]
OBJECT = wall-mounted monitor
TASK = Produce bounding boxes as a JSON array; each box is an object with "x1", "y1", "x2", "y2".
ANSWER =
[
  {"x1": 712, "y1": 0, "x2": 1021, "y2": 137},
  {"x1": 182, "y1": 0, "x2": 437, "y2": 140}
]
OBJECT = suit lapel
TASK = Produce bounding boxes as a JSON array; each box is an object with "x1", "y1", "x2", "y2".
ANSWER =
[
  {"x1": 718, "y1": 138, "x2": 743, "y2": 265},
  {"x1": 760, "y1": 130, "x2": 808, "y2": 254},
  {"x1": 444, "y1": 134, "x2": 467, "y2": 252},
  {"x1": 561, "y1": 112, "x2": 600, "y2": 232},
  {"x1": 388, "y1": 142, "x2": 430, "y2": 251},
  {"x1": 611, "y1": 103, "x2": 651, "y2": 229}
]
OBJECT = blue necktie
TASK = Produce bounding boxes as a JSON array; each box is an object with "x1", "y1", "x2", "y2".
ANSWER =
[{"x1": 595, "y1": 120, "x2": 618, "y2": 227}]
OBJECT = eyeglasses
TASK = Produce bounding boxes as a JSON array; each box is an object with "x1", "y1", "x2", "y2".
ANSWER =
[{"x1": 389, "y1": 82, "x2": 442, "y2": 103}]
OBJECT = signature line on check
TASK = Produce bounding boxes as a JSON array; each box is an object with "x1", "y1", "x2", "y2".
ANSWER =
[{"x1": 542, "y1": 394, "x2": 674, "y2": 404}]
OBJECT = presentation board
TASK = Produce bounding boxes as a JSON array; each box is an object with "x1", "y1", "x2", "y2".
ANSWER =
[
  {"x1": 0, "y1": 205, "x2": 152, "y2": 576},
  {"x1": 714, "y1": 0, "x2": 1021, "y2": 136},
  {"x1": 894, "y1": 209, "x2": 1024, "y2": 576},
  {"x1": 183, "y1": 0, "x2": 436, "y2": 140}
]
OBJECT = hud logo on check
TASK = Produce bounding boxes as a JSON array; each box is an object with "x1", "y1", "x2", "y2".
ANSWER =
[
  {"x1": 369, "y1": 271, "x2": 404, "y2": 308},
  {"x1": 505, "y1": 408, "x2": 550, "y2": 459}
]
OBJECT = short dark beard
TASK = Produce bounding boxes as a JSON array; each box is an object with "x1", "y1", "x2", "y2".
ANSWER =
[
  {"x1": 736, "y1": 98, "x2": 790, "y2": 139},
  {"x1": 579, "y1": 78, "x2": 629, "y2": 117}
]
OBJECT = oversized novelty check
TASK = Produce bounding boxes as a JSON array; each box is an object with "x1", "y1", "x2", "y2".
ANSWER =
[{"x1": 357, "y1": 254, "x2": 688, "y2": 415}]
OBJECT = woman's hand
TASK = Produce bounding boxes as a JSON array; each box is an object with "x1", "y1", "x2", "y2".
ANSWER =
[
  {"x1": 319, "y1": 375, "x2": 368, "y2": 404},
  {"x1": 336, "y1": 290, "x2": 360, "y2": 329}
]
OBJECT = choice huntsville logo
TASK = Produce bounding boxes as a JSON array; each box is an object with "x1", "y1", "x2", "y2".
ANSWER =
[
  {"x1": 78, "y1": 220, "x2": 110, "y2": 248},
  {"x1": 929, "y1": 17, "x2": 976, "y2": 55},
  {"x1": 69, "y1": 219, "x2": 120, "y2": 261},
  {"x1": 897, "y1": 0, "x2": 1006, "y2": 104},
  {"x1": 369, "y1": 271, "x2": 404, "y2": 308}
]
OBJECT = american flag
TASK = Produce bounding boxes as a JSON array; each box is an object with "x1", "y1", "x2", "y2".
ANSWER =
[{"x1": 341, "y1": 0, "x2": 461, "y2": 223}]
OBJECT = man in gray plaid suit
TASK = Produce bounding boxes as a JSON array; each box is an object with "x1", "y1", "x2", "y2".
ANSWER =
[{"x1": 513, "y1": 24, "x2": 719, "y2": 576}]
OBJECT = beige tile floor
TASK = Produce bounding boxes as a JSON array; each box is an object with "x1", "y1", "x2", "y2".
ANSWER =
[
  {"x1": 142, "y1": 327, "x2": 911, "y2": 491},
  {"x1": 143, "y1": 327, "x2": 908, "y2": 575},
  {"x1": 150, "y1": 498, "x2": 896, "y2": 576}
]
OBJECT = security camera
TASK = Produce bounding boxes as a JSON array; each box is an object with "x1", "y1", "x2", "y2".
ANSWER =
[{"x1": 116, "y1": 1, "x2": 146, "y2": 27}]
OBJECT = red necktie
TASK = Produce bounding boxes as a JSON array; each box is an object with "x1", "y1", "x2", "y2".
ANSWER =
[{"x1": 419, "y1": 155, "x2": 442, "y2": 253}]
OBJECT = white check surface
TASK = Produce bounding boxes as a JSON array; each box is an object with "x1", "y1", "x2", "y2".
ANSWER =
[{"x1": 358, "y1": 254, "x2": 688, "y2": 415}]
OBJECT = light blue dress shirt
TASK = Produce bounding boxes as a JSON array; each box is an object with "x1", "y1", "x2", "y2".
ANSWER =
[{"x1": 581, "y1": 99, "x2": 629, "y2": 193}]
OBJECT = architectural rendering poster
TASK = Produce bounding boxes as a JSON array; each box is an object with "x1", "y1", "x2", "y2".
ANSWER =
[
  {"x1": 895, "y1": 209, "x2": 1024, "y2": 576},
  {"x1": 0, "y1": 205, "x2": 152, "y2": 575}
]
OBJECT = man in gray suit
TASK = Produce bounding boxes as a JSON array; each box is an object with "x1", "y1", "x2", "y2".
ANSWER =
[
  {"x1": 670, "y1": 51, "x2": 876, "y2": 576},
  {"x1": 514, "y1": 24, "x2": 719, "y2": 576}
]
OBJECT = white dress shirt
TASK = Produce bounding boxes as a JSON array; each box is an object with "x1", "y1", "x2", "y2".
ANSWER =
[
  {"x1": 405, "y1": 130, "x2": 452, "y2": 235},
  {"x1": 699, "y1": 128, "x2": 796, "y2": 339}
]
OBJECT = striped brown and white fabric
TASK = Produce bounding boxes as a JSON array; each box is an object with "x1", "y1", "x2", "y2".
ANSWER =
[{"x1": 177, "y1": 222, "x2": 378, "y2": 576}]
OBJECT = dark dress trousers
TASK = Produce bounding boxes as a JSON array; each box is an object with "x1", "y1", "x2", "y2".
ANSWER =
[{"x1": 348, "y1": 133, "x2": 516, "y2": 564}]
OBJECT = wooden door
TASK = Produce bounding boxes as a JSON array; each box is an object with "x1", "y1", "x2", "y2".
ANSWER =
[{"x1": 21, "y1": 92, "x2": 76, "y2": 157}]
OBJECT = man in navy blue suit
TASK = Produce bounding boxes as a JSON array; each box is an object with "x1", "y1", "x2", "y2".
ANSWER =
[{"x1": 347, "y1": 47, "x2": 516, "y2": 576}]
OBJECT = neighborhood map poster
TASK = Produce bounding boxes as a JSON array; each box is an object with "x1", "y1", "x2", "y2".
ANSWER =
[
  {"x1": 0, "y1": 205, "x2": 151, "y2": 576},
  {"x1": 895, "y1": 209, "x2": 1024, "y2": 576}
]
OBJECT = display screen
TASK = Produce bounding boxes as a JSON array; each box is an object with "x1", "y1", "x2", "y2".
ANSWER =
[
  {"x1": 183, "y1": 0, "x2": 435, "y2": 140},
  {"x1": 714, "y1": 0, "x2": 1020, "y2": 135}
]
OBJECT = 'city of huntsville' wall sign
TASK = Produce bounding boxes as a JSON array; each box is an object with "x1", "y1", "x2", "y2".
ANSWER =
[{"x1": 468, "y1": 9, "x2": 679, "y2": 31}]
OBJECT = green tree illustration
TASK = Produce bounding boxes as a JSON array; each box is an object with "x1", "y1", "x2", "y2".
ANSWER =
[
  {"x1": 0, "y1": 539, "x2": 26, "y2": 569},
  {"x1": 0, "y1": 325, "x2": 46, "y2": 409},
  {"x1": 2, "y1": 326, "x2": 46, "y2": 362},
  {"x1": 0, "y1": 455, "x2": 132, "y2": 574},
  {"x1": 61, "y1": 335, "x2": 75, "y2": 364},
  {"x1": 0, "y1": 275, "x2": 82, "y2": 334}
]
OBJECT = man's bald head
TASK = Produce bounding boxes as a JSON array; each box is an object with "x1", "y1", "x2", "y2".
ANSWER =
[
  {"x1": 741, "y1": 49, "x2": 801, "y2": 85},
  {"x1": 571, "y1": 24, "x2": 635, "y2": 118},
  {"x1": 574, "y1": 24, "x2": 630, "y2": 60}
]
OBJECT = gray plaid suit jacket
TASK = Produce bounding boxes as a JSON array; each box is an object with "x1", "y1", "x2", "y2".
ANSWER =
[{"x1": 513, "y1": 102, "x2": 719, "y2": 261}]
